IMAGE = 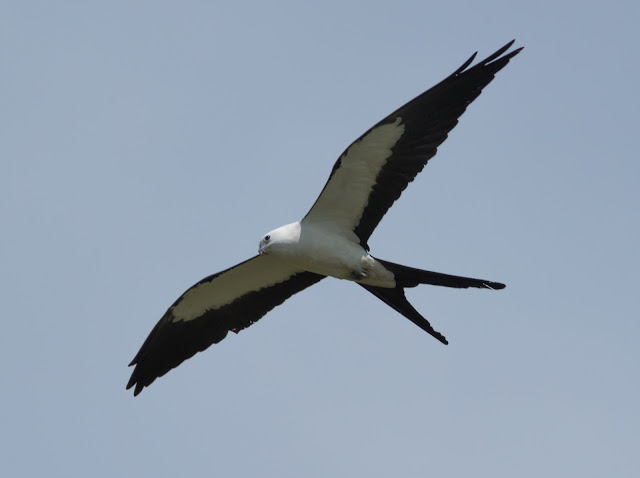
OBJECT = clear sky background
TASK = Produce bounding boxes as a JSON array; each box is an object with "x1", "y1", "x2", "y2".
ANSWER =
[{"x1": 2, "y1": 1, "x2": 638, "y2": 477}]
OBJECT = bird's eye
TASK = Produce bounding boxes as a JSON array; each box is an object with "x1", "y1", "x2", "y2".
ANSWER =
[{"x1": 264, "y1": 235, "x2": 270, "y2": 242}]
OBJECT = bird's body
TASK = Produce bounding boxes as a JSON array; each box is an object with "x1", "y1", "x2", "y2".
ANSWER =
[
  {"x1": 260, "y1": 221, "x2": 395, "y2": 287},
  {"x1": 127, "y1": 41, "x2": 522, "y2": 396}
]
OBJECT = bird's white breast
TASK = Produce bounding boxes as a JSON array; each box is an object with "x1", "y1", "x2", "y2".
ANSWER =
[{"x1": 272, "y1": 221, "x2": 395, "y2": 287}]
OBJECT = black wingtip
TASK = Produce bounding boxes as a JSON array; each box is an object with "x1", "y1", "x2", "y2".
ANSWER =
[
  {"x1": 126, "y1": 356, "x2": 145, "y2": 396},
  {"x1": 125, "y1": 376, "x2": 145, "y2": 396},
  {"x1": 483, "y1": 40, "x2": 516, "y2": 63},
  {"x1": 453, "y1": 51, "x2": 478, "y2": 76},
  {"x1": 450, "y1": 40, "x2": 523, "y2": 80},
  {"x1": 125, "y1": 376, "x2": 137, "y2": 392},
  {"x1": 434, "y1": 330, "x2": 449, "y2": 345},
  {"x1": 483, "y1": 39, "x2": 524, "y2": 64}
]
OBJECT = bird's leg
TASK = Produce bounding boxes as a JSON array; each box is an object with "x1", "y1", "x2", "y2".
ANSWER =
[{"x1": 350, "y1": 267, "x2": 368, "y2": 281}]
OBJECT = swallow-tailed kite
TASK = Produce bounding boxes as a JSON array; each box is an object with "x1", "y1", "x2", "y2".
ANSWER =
[{"x1": 127, "y1": 41, "x2": 522, "y2": 396}]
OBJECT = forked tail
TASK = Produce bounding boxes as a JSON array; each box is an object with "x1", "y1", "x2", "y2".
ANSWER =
[
  {"x1": 358, "y1": 259, "x2": 505, "y2": 344},
  {"x1": 375, "y1": 258, "x2": 506, "y2": 290}
]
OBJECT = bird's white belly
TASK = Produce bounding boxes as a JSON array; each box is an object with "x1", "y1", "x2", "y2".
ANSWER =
[
  {"x1": 295, "y1": 236, "x2": 362, "y2": 279},
  {"x1": 285, "y1": 227, "x2": 395, "y2": 287}
]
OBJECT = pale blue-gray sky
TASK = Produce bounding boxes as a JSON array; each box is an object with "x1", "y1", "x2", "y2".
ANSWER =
[{"x1": 2, "y1": 1, "x2": 638, "y2": 477}]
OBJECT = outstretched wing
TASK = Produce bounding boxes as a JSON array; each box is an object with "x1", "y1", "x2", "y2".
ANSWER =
[
  {"x1": 303, "y1": 41, "x2": 522, "y2": 250},
  {"x1": 127, "y1": 255, "x2": 324, "y2": 396}
]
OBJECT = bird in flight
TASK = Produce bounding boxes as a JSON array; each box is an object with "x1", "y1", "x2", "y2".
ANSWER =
[{"x1": 127, "y1": 41, "x2": 522, "y2": 396}]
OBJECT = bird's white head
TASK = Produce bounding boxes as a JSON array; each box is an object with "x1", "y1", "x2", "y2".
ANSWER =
[{"x1": 258, "y1": 222, "x2": 301, "y2": 256}]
